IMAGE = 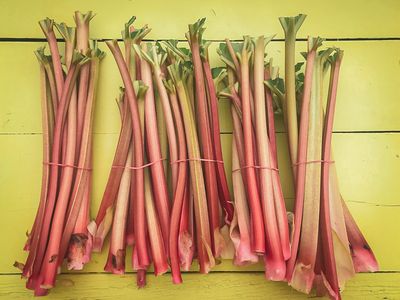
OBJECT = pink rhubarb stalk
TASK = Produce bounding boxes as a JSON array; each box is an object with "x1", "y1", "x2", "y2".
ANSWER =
[
  {"x1": 240, "y1": 37, "x2": 265, "y2": 254},
  {"x1": 106, "y1": 40, "x2": 150, "y2": 269},
  {"x1": 202, "y1": 54, "x2": 234, "y2": 223},
  {"x1": 187, "y1": 19, "x2": 222, "y2": 256},
  {"x1": 254, "y1": 36, "x2": 287, "y2": 280},
  {"x1": 165, "y1": 80, "x2": 189, "y2": 283},
  {"x1": 168, "y1": 62, "x2": 215, "y2": 273},
  {"x1": 286, "y1": 37, "x2": 320, "y2": 283}
]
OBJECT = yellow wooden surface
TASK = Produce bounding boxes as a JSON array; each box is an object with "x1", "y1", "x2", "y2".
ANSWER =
[
  {"x1": 1, "y1": 0, "x2": 400, "y2": 39},
  {"x1": 1, "y1": 273, "x2": 400, "y2": 300},
  {"x1": 0, "y1": 0, "x2": 400, "y2": 298}
]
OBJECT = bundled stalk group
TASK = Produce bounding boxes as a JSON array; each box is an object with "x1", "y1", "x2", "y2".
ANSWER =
[
  {"x1": 89, "y1": 17, "x2": 235, "y2": 286},
  {"x1": 15, "y1": 12, "x2": 104, "y2": 296},
  {"x1": 18, "y1": 11, "x2": 378, "y2": 299},
  {"x1": 273, "y1": 15, "x2": 379, "y2": 299}
]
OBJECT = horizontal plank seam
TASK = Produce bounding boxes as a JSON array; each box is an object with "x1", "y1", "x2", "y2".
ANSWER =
[
  {"x1": 1, "y1": 37, "x2": 400, "y2": 43},
  {"x1": 1, "y1": 270, "x2": 399, "y2": 276},
  {"x1": 2, "y1": 131, "x2": 400, "y2": 135}
]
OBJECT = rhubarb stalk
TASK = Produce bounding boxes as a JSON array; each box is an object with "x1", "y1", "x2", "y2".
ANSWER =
[
  {"x1": 279, "y1": 14, "x2": 306, "y2": 172},
  {"x1": 168, "y1": 62, "x2": 215, "y2": 273}
]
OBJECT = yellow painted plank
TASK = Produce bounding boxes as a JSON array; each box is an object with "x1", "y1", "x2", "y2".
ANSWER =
[
  {"x1": 1, "y1": 273, "x2": 399, "y2": 299},
  {"x1": 1, "y1": 41, "x2": 400, "y2": 134},
  {"x1": 1, "y1": 133, "x2": 399, "y2": 273},
  {"x1": 1, "y1": 0, "x2": 400, "y2": 39}
]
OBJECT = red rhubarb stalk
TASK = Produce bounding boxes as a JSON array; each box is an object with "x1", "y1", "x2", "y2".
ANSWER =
[
  {"x1": 39, "y1": 18, "x2": 64, "y2": 100},
  {"x1": 187, "y1": 19, "x2": 222, "y2": 256},
  {"x1": 240, "y1": 37, "x2": 265, "y2": 254},
  {"x1": 168, "y1": 62, "x2": 215, "y2": 273},
  {"x1": 22, "y1": 51, "x2": 53, "y2": 279},
  {"x1": 140, "y1": 43, "x2": 171, "y2": 253},
  {"x1": 135, "y1": 80, "x2": 169, "y2": 275},
  {"x1": 290, "y1": 39, "x2": 331, "y2": 293},
  {"x1": 231, "y1": 125, "x2": 258, "y2": 265},
  {"x1": 106, "y1": 40, "x2": 150, "y2": 269},
  {"x1": 75, "y1": 11, "x2": 93, "y2": 154},
  {"x1": 341, "y1": 198, "x2": 378, "y2": 272},
  {"x1": 254, "y1": 36, "x2": 287, "y2": 280},
  {"x1": 58, "y1": 49, "x2": 104, "y2": 264},
  {"x1": 165, "y1": 80, "x2": 189, "y2": 283},
  {"x1": 287, "y1": 37, "x2": 320, "y2": 282},
  {"x1": 319, "y1": 49, "x2": 344, "y2": 299},
  {"x1": 38, "y1": 53, "x2": 88, "y2": 289},
  {"x1": 151, "y1": 45, "x2": 179, "y2": 192},
  {"x1": 202, "y1": 55, "x2": 234, "y2": 223},
  {"x1": 104, "y1": 149, "x2": 132, "y2": 274}
]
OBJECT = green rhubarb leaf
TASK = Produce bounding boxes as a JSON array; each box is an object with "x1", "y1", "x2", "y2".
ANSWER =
[
  {"x1": 211, "y1": 67, "x2": 226, "y2": 79},
  {"x1": 89, "y1": 40, "x2": 106, "y2": 60},
  {"x1": 162, "y1": 40, "x2": 191, "y2": 62},
  {"x1": 34, "y1": 46, "x2": 52, "y2": 65},
  {"x1": 74, "y1": 11, "x2": 95, "y2": 25},
  {"x1": 55, "y1": 22, "x2": 76, "y2": 43},
  {"x1": 122, "y1": 16, "x2": 137, "y2": 39},
  {"x1": 279, "y1": 14, "x2": 307, "y2": 35},
  {"x1": 125, "y1": 23, "x2": 152, "y2": 43},
  {"x1": 133, "y1": 80, "x2": 149, "y2": 99},
  {"x1": 295, "y1": 62, "x2": 304, "y2": 72},
  {"x1": 38, "y1": 18, "x2": 55, "y2": 37},
  {"x1": 132, "y1": 43, "x2": 154, "y2": 65},
  {"x1": 188, "y1": 18, "x2": 206, "y2": 42}
]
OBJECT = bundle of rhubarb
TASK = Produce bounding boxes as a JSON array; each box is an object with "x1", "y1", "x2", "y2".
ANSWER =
[
  {"x1": 15, "y1": 12, "x2": 104, "y2": 296},
  {"x1": 217, "y1": 35, "x2": 290, "y2": 279},
  {"x1": 18, "y1": 11, "x2": 379, "y2": 299},
  {"x1": 89, "y1": 17, "x2": 234, "y2": 286},
  {"x1": 268, "y1": 15, "x2": 378, "y2": 299}
]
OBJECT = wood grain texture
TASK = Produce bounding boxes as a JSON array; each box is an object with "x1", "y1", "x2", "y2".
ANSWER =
[
  {"x1": 1, "y1": 41, "x2": 400, "y2": 134},
  {"x1": 1, "y1": 133, "x2": 399, "y2": 273},
  {"x1": 0, "y1": 0, "x2": 399, "y2": 298},
  {"x1": 0, "y1": 273, "x2": 399, "y2": 299},
  {"x1": 0, "y1": 0, "x2": 400, "y2": 39}
]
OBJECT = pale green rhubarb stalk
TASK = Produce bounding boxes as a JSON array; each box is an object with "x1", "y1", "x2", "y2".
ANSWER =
[
  {"x1": 239, "y1": 37, "x2": 265, "y2": 254},
  {"x1": 104, "y1": 146, "x2": 132, "y2": 274},
  {"x1": 106, "y1": 40, "x2": 150, "y2": 269},
  {"x1": 230, "y1": 106, "x2": 258, "y2": 265},
  {"x1": 254, "y1": 36, "x2": 288, "y2": 280},
  {"x1": 286, "y1": 37, "x2": 319, "y2": 284},
  {"x1": 139, "y1": 43, "x2": 171, "y2": 254},
  {"x1": 279, "y1": 14, "x2": 306, "y2": 174},
  {"x1": 168, "y1": 62, "x2": 215, "y2": 273},
  {"x1": 289, "y1": 38, "x2": 332, "y2": 293},
  {"x1": 187, "y1": 19, "x2": 223, "y2": 257},
  {"x1": 164, "y1": 80, "x2": 189, "y2": 283}
]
